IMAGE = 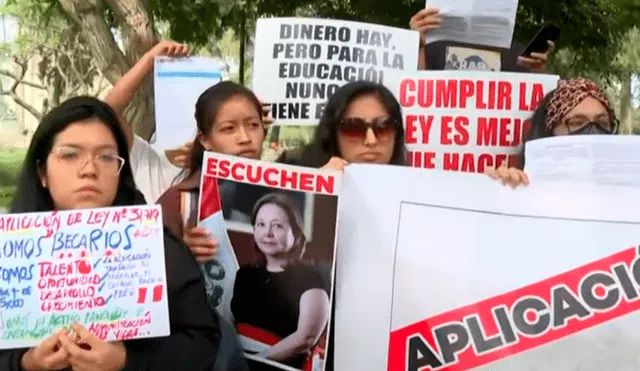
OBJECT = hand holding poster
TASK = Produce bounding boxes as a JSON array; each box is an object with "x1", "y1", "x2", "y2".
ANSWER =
[
  {"x1": 334, "y1": 164, "x2": 640, "y2": 370},
  {"x1": 198, "y1": 153, "x2": 340, "y2": 370},
  {"x1": 393, "y1": 71, "x2": 559, "y2": 172},
  {"x1": 253, "y1": 17, "x2": 419, "y2": 124},
  {"x1": 0, "y1": 205, "x2": 169, "y2": 349}
]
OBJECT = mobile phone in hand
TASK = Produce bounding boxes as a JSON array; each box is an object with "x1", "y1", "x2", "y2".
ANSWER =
[{"x1": 522, "y1": 24, "x2": 560, "y2": 57}]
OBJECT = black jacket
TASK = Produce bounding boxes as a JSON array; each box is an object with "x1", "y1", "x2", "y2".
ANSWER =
[{"x1": 0, "y1": 228, "x2": 223, "y2": 371}]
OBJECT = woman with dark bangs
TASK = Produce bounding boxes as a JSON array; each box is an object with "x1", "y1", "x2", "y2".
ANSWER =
[
  {"x1": 231, "y1": 193, "x2": 329, "y2": 370},
  {"x1": 278, "y1": 81, "x2": 407, "y2": 170},
  {"x1": 0, "y1": 97, "x2": 226, "y2": 371},
  {"x1": 276, "y1": 81, "x2": 408, "y2": 371}
]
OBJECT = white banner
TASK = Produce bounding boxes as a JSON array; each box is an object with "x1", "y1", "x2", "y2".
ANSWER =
[
  {"x1": 334, "y1": 163, "x2": 640, "y2": 370},
  {"x1": 252, "y1": 17, "x2": 420, "y2": 125}
]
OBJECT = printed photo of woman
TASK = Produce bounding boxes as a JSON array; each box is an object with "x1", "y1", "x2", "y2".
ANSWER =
[{"x1": 231, "y1": 192, "x2": 331, "y2": 371}]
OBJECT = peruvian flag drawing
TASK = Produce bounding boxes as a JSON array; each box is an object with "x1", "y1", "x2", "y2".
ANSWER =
[{"x1": 198, "y1": 175, "x2": 240, "y2": 324}]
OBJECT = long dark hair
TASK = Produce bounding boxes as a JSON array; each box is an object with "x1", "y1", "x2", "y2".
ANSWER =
[
  {"x1": 10, "y1": 96, "x2": 143, "y2": 212},
  {"x1": 251, "y1": 192, "x2": 307, "y2": 268},
  {"x1": 184, "y1": 81, "x2": 264, "y2": 180},
  {"x1": 515, "y1": 90, "x2": 556, "y2": 169},
  {"x1": 296, "y1": 81, "x2": 407, "y2": 168}
]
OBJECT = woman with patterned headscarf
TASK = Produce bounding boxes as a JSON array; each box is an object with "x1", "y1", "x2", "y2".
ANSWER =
[{"x1": 487, "y1": 77, "x2": 618, "y2": 186}]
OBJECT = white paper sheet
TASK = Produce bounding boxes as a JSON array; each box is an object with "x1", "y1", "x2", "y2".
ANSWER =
[
  {"x1": 153, "y1": 57, "x2": 222, "y2": 150},
  {"x1": 524, "y1": 135, "x2": 640, "y2": 187},
  {"x1": 424, "y1": 0, "x2": 519, "y2": 49}
]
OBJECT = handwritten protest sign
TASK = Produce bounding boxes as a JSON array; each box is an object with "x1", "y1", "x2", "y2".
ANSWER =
[
  {"x1": 334, "y1": 161, "x2": 640, "y2": 370},
  {"x1": 0, "y1": 205, "x2": 170, "y2": 349},
  {"x1": 253, "y1": 17, "x2": 419, "y2": 124},
  {"x1": 392, "y1": 71, "x2": 559, "y2": 172},
  {"x1": 154, "y1": 56, "x2": 222, "y2": 150}
]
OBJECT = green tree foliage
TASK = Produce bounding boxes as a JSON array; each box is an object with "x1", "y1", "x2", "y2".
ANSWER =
[
  {"x1": 0, "y1": 0, "x2": 106, "y2": 124},
  {"x1": 313, "y1": 0, "x2": 640, "y2": 79}
]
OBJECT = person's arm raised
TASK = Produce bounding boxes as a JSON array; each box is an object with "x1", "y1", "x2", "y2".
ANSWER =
[{"x1": 409, "y1": 8, "x2": 441, "y2": 70}]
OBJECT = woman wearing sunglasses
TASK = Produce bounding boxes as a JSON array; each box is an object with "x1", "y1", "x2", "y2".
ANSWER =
[
  {"x1": 277, "y1": 81, "x2": 406, "y2": 371},
  {"x1": 487, "y1": 77, "x2": 618, "y2": 187},
  {"x1": 278, "y1": 81, "x2": 407, "y2": 170}
]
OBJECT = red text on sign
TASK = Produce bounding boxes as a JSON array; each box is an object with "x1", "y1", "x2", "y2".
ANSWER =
[
  {"x1": 388, "y1": 246, "x2": 640, "y2": 371},
  {"x1": 407, "y1": 151, "x2": 517, "y2": 172},
  {"x1": 206, "y1": 157, "x2": 335, "y2": 194},
  {"x1": 476, "y1": 117, "x2": 530, "y2": 147},
  {"x1": 398, "y1": 79, "x2": 546, "y2": 112},
  {"x1": 440, "y1": 116, "x2": 470, "y2": 146},
  {"x1": 442, "y1": 152, "x2": 517, "y2": 173}
]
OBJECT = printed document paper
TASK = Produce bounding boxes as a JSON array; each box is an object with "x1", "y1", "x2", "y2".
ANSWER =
[
  {"x1": 424, "y1": 0, "x2": 519, "y2": 49},
  {"x1": 154, "y1": 57, "x2": 222, "y2": 150},
  {"x1": 524, "y1": 135, "x2": 640, "y2": 187}
]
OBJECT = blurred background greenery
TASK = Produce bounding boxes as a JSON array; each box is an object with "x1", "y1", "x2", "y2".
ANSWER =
[{"x1": 0, "y1": 147, "x2": 24, "y2": 211}]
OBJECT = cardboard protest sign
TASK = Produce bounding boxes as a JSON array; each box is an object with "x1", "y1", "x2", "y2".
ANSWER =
[
  {"x1": 0, "y1": 205, "x2": 169, "y2": 349},
  {"x1": 253, "y1": 17, "x2": 419, "y2": 125},
  {"x1": 334, "y1": 163, "x2": 640, "y2": 370},
  {"x1": 154, "y1": 56, "x2": 222, "y2": 150},
  {"x1": 198, "y1": 153, "x2": 340, "y2": 371},
  {"x1": 392, "y1": 71, "x2": 559, "y2": 172}
]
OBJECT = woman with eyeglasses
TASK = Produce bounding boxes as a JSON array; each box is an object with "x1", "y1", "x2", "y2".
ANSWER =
[
  {"x1": 0, "y1": 97, "x2": 225, "y2": 371},
  {"x1": 278, "y1": 81, "x2": 407, "y2": 170},
  {"x1": 487, "y1": 77, "x2": 618, "y2": 187}
]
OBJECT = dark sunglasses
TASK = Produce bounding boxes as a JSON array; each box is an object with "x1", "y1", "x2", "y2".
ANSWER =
[
  {"x1": 566, "y1": 120, "x2": 618, "y2": 135},
  {"x1": 338, "y1": 117, "x2": 397, "y2": 138}
]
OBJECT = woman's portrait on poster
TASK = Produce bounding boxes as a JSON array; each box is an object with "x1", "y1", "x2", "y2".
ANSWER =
[{"x1": 231, "y1": 192, "x2": 330, "y2": 370}]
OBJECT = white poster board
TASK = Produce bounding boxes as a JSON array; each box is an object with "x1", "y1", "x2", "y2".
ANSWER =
[
  {"x1": 0, "y1": 205, "x2": 170, "y2": 349},
  {"x1": 335, "y1": 163, "x2": 640, "y2": 370},
  {"x1": 154, "y1": 57, "x2": 222, "y2": 150},
  {"x1": 252, "y1": 17, "x2": 420, "y2": 124}
]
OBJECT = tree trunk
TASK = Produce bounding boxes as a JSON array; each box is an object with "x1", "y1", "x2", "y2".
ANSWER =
[
  {"x1": 57, "y1": 0, "x2": 129, "y2": 84},
  {"x1": 105, "y1": 0, "x2": 156, "y2": 62},
  {"x1": 125, "y1": 89, "x2": 155, "y2": 140},
  {"x1": 239, "y1": 13, "x2": 246, "y2": 85},
  {"x1": 58, "y1": 0, "x2": 158, "y2": 140},
  {"x1": 620, "y1": 72, "x2": 632, "y2": 134},
  {"x1": 105, "y1": 0, "x2": 157, "y2": 140}
]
